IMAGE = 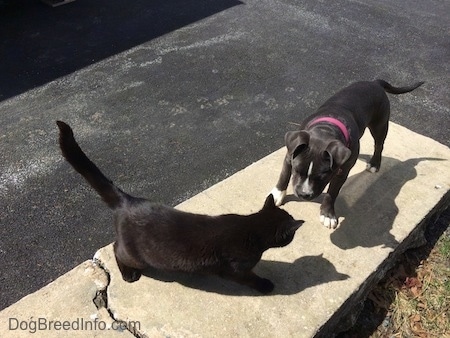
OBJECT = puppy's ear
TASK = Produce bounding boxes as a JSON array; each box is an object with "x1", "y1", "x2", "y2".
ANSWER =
[
  {"x1": 323, "y1": 140, "x2": 351, "y2": 169},
  {"x1": 263, "y1": 193, "x2": 276, "y2": 209},
  {"x1": 285, "y1": 131, "x2": 310, "y2": 159}
]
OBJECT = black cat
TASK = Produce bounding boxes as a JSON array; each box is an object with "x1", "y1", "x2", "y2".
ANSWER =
[{"x1": 57, "y1": 121, "x2": 303, "y2": 293}]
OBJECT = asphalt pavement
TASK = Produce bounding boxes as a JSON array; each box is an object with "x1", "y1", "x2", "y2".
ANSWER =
[{"x1": 0, "y1": 0, "x2": 449, "y2": 310}]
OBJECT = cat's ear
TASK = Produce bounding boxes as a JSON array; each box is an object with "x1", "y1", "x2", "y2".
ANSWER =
[
  {"x1": 263, "y1": 194, "x2": 276, "y2": 209},
  {"x1": 290, "y1": 220, "x2": 304, "y2": 231},
  {"x1": 275, "y1": 219, "x2": 304, "y2": 245}
]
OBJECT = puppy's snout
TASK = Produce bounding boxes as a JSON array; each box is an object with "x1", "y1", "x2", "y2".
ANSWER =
[
  {"x1": 296, "y1": 181, "x2": 315, "y2": 200},
  {"x1": 299, "y1": 192, "x2": 314, "y2": 200}
]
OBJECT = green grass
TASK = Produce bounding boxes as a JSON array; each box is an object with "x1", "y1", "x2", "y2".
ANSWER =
[
  {"x1": 378, "y1": 229, "x2": 450, "y2": 337},
  {"x1": 438, "y1": 235, "x2": 450, "y2": 258}
]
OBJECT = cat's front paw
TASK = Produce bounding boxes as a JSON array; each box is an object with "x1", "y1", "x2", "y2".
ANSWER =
[
  {"x1": 255, "y1": 278, "x2": 275, "y2": 294},
  {"x1": 270, "y1": 188, "x2": 286, "y2": 206}
]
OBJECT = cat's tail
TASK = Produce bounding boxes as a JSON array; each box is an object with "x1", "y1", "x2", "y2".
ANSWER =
[
  {"x1": 57, "y1": 121, "x2": 127, "y2": 209},
  {"x1": 376, "y1": 79, "x2": 424, "y2": 95}
]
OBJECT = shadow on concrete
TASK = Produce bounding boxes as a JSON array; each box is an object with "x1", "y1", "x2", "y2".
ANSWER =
[
  {"x1": 337, "y1": 205, "x2": 450, "y2": 338},
  {"x1": 0, "y1": 0, "x2": 242, "y2": 100},
  {"x1": 330, "y1": 155, "x2": 445, "y2": 250},
  {"x1": 141, "y1": 254, "x2": 349, "y2": 296},
  {"x1": 282, "y1": 155, "x2": 445, "y2": 249}
]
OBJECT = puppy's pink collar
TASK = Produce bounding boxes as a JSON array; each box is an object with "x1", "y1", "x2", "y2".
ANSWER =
[{"x1": 307, "y1": 117, "x2": 350, "y2": 147}]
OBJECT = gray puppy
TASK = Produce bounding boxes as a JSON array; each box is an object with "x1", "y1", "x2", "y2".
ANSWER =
[{"x1": 271, "y1": 79, "x2": 424, "y2": 228}]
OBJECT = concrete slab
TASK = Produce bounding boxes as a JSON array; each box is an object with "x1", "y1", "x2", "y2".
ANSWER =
[
  {"x1": 0, "y1": 261, "x2": 134, "y2": 337},
  {"x1": 1, "y1": 123, "x2": 448, "y2": 337},
  {"x1": 89, "y1": 122, "x2": 448, "y2": 337}
]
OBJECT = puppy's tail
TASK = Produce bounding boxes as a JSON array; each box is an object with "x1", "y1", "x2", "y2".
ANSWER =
[
  {"x1": 376, "y1": 79, "x2": 424, "y2": 94},
  {"x1": 56, "y1": 121, "x2": 128, "y2": 209}
]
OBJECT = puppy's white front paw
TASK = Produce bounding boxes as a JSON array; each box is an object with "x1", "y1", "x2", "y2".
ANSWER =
[
  {"x1": 320, "y1": 214, "x2": 338, "y2": 229},
  {"x1": 270, "y1": 188, "x2": 286, "y2": 206}
]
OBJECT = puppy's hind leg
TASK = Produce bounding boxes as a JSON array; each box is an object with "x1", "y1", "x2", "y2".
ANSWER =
[{"x1": 367, "y1": 102, "x2": 390, "y2": 173}]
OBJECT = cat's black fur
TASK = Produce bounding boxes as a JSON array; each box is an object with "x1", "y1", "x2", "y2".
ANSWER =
[{"x1": 57, "y1": 121, "x2": 303, "y2": 293}]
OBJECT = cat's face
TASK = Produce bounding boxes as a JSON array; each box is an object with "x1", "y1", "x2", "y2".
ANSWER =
[{"x1": 260, "y1": 195, "x2": 304, "y2": 248}]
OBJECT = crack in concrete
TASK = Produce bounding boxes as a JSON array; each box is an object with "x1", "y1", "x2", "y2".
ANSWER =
[{"x1": 92, "y1": 257, "x2": 144, "y2": 338}]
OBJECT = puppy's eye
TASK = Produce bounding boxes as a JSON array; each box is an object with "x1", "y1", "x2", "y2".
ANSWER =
[
  {"x1": 319, "y1": 170, "x2": 331, "y2": 178},
  {"x1": 296, "y1": 170, "x2": 307, "y2": 178}
]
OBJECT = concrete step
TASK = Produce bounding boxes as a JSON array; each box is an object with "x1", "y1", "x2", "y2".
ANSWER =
[{"x1": 1, "y1": 122, "x2": 449, "y2": 337}]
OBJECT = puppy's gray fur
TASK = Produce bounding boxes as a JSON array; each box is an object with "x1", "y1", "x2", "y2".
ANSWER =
[{"x1": 271, "y1": 79, "x2": 424, "y2": 228}]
